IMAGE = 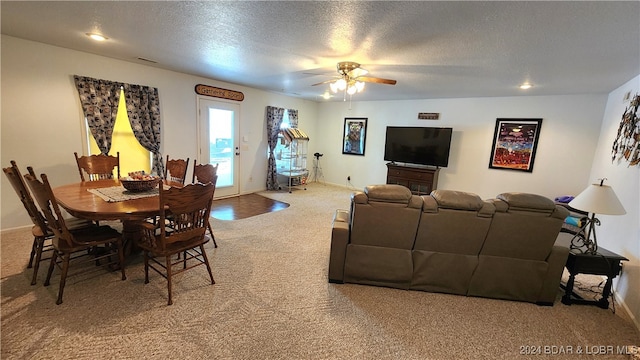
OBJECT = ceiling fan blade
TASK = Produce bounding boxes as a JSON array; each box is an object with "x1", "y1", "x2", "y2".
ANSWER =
[
  {"x1": 347, "y1": 67, "x2": 369, "y2": 78},
  {"x1": 311, "y1": 79, "x2": 337, "y2": 86},
  {"x1": 357, "y1": 76, "x2": 397, "y2": 85}
]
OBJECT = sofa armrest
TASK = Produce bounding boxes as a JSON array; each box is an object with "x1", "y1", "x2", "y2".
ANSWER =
[{"x1": 329, "y1": 209, "x2": 350, "y2": 283}]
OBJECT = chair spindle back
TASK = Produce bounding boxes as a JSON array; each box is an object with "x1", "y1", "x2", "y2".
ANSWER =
[
  {"x1": 24, "y1": 173, "x2": 75, "y2": 248},
  {"x1": 164, "y1": 155, "x2": 189, "y2": 185},
  {"x1": 74, "y1": 152, "x2": 120, "y2": 181}
]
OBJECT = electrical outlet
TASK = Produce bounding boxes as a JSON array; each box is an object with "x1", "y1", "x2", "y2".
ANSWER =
[{"x1": 347, "y1": 176, "x2": 351, "y2": 181}]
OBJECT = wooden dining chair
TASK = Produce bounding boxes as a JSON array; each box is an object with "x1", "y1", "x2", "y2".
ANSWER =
[
  {"x1": 3, "y1": 161, "x2": 94, "y2": 285},
  {"x1": 164, "y1": 155, "x2": 189, "y2": 185},
  {"x1": 192, "y1": 160, "x2": 219, "y2": 248},
  {"x1": 74, "y1": 152, "x2": 120, "y2": 181},
  {"x1": 192, "y1": 160, "x2": 219, "y2": 185},
  {"x1": 24, "y1": 172, "x2": 126, "y2": 305},
  {"x1": 4, "y1": 161, "x2": 55, "y2": 285},
  {"x1": 136, "y1": 182, "x2": 216, "y2": 305}
]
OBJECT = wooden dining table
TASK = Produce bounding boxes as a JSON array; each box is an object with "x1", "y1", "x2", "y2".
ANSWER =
[{"x1": 53, "y1": 179, "x2": 174, "y2": 255}]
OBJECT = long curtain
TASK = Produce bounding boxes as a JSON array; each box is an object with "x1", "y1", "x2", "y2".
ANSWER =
[
  {"x1": 266, "y1": 106, "x2": 284, "y2": 190},
  {"x1": 287, "y1": 109, "x2": 299, "y2": 128},
  {"x1": 73, "y1": 76, "x2": 121, "y2": 154},
  {"x1": 122, "y1": 84, "x2": 164, "y2": 176}
]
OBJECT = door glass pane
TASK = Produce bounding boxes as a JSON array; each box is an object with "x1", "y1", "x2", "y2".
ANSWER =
[{"x1": 209, "y1": 108, "x2": 234, "y2": 187}]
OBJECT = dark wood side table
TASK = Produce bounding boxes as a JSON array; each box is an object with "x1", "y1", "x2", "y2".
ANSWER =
[{"x1": 561, "y1": 247, "x2": 628, "y2": 309}]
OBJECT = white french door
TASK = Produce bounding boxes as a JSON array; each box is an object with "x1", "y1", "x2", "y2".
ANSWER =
[{"x1": 198, "y1": 97, "x2": 240, "y2": 198}]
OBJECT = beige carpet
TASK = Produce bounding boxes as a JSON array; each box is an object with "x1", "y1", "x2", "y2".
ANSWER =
[{"x1": 1, "y1": 183, "x2": 639, "y2": 359}]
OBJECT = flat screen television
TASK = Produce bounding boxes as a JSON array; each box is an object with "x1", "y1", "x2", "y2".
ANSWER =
[{"x1": 384, "y1": 126, "x2": 453, "y2": 167}]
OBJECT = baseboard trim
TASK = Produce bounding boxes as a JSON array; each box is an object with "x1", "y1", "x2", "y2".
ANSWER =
[
  {"x1": 1, "y1": 224, "x2": 32, "y2": 234},
  {"x1": 614, "y1": 291, "x2": 640, "y2": 333}
]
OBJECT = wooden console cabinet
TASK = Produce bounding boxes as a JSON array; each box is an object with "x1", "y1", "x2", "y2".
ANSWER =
[{"x1": 386, "y1": 163, "x2": 439, "y2": 195}]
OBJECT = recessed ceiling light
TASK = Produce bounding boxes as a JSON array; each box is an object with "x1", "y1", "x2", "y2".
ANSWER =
[
  {"x1": 519, "y1": 83, "x2": 533, "y2": 90},
  {"x1": 86, "y1": 33, "x2": 107, "y2": 42}
]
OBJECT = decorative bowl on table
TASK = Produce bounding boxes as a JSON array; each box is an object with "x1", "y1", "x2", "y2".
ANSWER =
[{"x1": 120, "y1": 174, "x2": 161, "y2": 192}]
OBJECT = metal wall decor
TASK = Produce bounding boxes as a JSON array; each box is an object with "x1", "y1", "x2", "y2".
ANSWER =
[{"x1": 611, "y1": 93, "x2": 639, "y2": 166}]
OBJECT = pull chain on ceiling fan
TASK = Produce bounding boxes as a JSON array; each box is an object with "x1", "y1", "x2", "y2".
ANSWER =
[{"x1": 312, "y1": 61, "x2": 397, "y2": 101}]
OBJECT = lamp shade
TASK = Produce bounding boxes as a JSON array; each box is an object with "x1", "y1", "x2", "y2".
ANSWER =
[{"x1": 568, "y1": 183, "x2": 626, "y2": 215}]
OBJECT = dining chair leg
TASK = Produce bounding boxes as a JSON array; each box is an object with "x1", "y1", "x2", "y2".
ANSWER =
[
  {"x1": 183, "y1": 251, "x2": 187, "y2": 269},
  {"x1": 117, "y1": 239, "x2": 126, "y2": 281},
  {"x1": 166, "y1": 255, "x2": 173, "y2": 305},
  {"x1": 207, "y1": 223, "x2": 217, "y2": 248},
  {"x1": 56, "y1": 252, "x2": 71, "y2": 305},
  {"x1": 30, "y1": 236, "x2": 45, "y2": 285},
  {"x1": 44, "y1": 250, "x2": 58, "y2": 286},
  {"x1": 143, "y1": 251, "x2": 150, "y2": 284},
  {"x1": 28, "y1": 236, "x2": 38, "y2": 268},
  {"x1": 200, "y1": 245, "x2": 215, "y2": 285}
]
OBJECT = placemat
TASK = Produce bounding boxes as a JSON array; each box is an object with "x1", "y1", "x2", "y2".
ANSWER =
[{"x1": 88, "y1": 185, "x2": 169, "y2": 203}]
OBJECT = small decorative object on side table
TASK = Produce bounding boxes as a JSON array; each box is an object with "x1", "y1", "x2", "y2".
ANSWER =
[{"x1": 561, "y1": 247, "x2": 628, "y2": 309}]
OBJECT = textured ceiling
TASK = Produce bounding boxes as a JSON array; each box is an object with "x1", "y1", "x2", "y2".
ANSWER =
[{"x1": 2, "y1": 1, "x2": 639, "y2": 102}]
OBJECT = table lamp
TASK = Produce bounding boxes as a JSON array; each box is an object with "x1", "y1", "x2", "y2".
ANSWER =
[{"x1": 568, "y1": 178, "x2": 626, "y2": 254}]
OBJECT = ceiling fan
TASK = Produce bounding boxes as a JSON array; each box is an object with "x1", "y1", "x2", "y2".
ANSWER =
[{"x1": 312, "y1": 61, "x2": 397, "y2": 100}]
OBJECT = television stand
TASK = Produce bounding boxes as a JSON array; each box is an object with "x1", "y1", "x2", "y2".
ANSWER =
[{"x1": 386, "y1": 163, "x2": 439, "y2": 195}]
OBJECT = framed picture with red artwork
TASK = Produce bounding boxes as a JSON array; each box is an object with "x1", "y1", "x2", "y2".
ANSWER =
[{"x1": 489, "y1": 118, "x2": 543, "y2": 172}]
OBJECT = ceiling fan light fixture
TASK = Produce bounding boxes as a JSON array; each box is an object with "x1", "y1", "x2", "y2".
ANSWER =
[{"x1": 313, "y1": 61, "x2": 395, "y2": 99}]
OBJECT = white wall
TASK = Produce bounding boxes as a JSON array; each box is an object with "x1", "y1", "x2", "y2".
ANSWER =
[
  {"x1": 589, "y1": 75, "x2": 640, "y2": 329},
  {"x1": 1, "y1": 35, "x2": 317, "y2": 229},
  {"x1": 315, "y1": 95, "x2": 606, "y2": 200}
]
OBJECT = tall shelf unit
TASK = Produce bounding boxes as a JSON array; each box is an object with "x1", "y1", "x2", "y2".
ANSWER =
[{"x1": 275, "y1": 128, "x2": 309, "y2": 193}]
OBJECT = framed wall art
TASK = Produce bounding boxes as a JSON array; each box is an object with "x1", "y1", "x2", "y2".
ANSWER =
[
  {"x1": 342, "y1": 117, "x2": 368, "y2": 156},
  {"x1": 488, "y1": 118, "x2": 543, "y2": 172}
]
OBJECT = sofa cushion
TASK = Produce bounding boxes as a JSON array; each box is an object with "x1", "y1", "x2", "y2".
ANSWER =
[
  {"x1": 411, "y1": 251, "x2": 478, "y2": 295},
  {"x1": 431, "y1": 189, "x2": 485, "y2": 211},
  {"x1": 344, "y1": 244, "x2": 413, "y2": 289},
  {"x1": 497, "y1": 192, "x2": 560, "y2": 215},
  {"x1": 415, "y1": 190, "x2": 494, "y2": 255},
  {"x1": 468, "y1": 255, "x2": 548, "y2": 302},
  {"x1": 350, "y1": 185, "x2": 422, "y2": 249},
  {"x1": 414, "y1": 208, "x2": 493, "y2": 254},
  {"x1": 365, "y1": 184, "x2": 412, "y2": 203},
  {"x1": 482, "y1": 193, "x2": 569, "y2": 261}
]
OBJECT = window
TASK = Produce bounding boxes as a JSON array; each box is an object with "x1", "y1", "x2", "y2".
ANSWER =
[
  {"x1": 87, "y1": 89, "x2": 151, "y2": 175},
  {"x1": 280, "y1": 109, "x2": 290, "y2": 129}
]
